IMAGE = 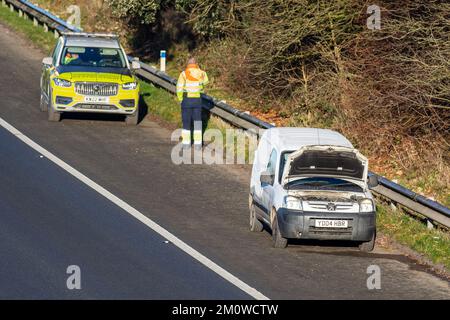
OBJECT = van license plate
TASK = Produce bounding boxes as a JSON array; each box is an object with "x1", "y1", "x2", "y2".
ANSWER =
[
  {"x1": 84, "y1": 96, "x2": 109, "y2": 103},
  {"x1": 315, "y1": 219, "x2": 348, "y2": 228}
]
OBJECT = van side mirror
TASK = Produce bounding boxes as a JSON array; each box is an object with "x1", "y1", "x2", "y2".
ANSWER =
[
  {"x1": 368, "y1": 174, "x2": 379, "y2": 189},
  {"x1": 260, "y1": 171, "x2": 274, "y2": 185},
  {"x1": 42, "y1": 57, "x2": 52, "y2": 66}
]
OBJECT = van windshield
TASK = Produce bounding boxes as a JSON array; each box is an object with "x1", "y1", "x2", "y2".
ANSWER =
[
  {"x1": 60, "y1": 46, "x2": 126, "y2": 68},
  {"x1": 285, "y1": 177, "x2": 363, "y2": 192}
]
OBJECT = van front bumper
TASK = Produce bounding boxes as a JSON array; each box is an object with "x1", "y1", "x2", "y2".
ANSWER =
[{"x1": 277, "y1": 208, "x2": 375, "y2": 241}]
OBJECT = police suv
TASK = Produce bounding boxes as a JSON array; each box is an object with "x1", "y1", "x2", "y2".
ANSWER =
[{"x1": 40, "y1": 32, "x2": 141, "y2": 124}]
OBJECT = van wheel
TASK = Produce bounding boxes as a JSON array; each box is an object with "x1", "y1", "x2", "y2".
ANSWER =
[
  {"x1": 359, "y1": 230, "x2": 376, "y2": 252},
  {"x1": 249, "y1": 202, "x2": 263, "y2": 232},
  {"x1": 272, "y1": 214, "x2": 288, "y2": 248},
  {"x1": 47, "y1": 91, "x2": 61, "y2": 122}
]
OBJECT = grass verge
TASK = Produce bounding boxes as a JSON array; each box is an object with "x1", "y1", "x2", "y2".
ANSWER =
[
  {"x1": 377, "y1": 203, "x2": 450, "y2": 271},
  {"x1": 140, "y1": 81, "x2": 182, "y2": 126},
  {"x1": 0, "y1": 4, "x2": 56, "y2": 53}
]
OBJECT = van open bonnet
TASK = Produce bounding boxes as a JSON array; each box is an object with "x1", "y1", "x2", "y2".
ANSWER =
[{"x1": 281, "y1": 145, "x2": 369, "y2": 189}]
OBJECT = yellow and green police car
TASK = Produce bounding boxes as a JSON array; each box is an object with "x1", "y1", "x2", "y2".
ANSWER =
[{"x1": 40, "y1": 32, "x2": 141, "y2": 125}]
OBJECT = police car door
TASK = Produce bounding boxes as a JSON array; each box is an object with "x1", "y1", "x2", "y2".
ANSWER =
[{"x1": 42, "y1": 38, "x2": 63, "y2": 101}]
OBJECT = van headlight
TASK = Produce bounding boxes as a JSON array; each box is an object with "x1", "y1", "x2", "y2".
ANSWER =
[
  {"x1": 53, "y1": 78, "x2": 72, "y2": 87},
  {"x1": 283, "y1": 196, "x2": 303, "y2": 210},
  {"x1": 359, "y1": 199, "x2": 374, "y2": 213},
  {"x1": 122, "y1": 82, "x2": 137, "y2": 90}
]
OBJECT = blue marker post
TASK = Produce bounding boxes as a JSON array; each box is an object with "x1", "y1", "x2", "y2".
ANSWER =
[{"x1": 160, "y1": 50, "x2": 166, "y2": 72}]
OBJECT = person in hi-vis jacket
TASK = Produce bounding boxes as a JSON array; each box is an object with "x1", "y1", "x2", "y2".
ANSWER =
[{"x1": 176, "y1": 57, "x2": 209, "y2": 149}]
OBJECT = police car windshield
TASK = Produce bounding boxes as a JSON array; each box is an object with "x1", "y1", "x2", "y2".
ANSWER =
[
  {"x1": 286, "y1": 177, "x2": 363, "y2": 192},
  {"x1": 60, "y1": 46, "x2": 126, "y2": 68}
]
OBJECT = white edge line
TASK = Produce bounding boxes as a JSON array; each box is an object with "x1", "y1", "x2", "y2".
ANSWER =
[{"x1": 0, "y1": 117, "x2": 269, "y2": 300}]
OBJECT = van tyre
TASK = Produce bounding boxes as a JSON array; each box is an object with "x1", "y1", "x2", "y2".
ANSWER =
[
  {"x1": 359, "y1": 230, "x2": 376, "y2": 252},
  {"x1": 272, "y1": 214, "x2": 288, "y2": 248},
  {"x1": 249, "y1": 203, "x2": 263, "y2": 232},
  {"x1": 125, "y1": 108, "x2": 139, "y2": 125}
]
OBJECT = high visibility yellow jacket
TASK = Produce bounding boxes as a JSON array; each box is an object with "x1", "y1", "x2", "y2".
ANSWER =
[
  {"x1": 64, "y1": 53, "x2": 79, "y2": 65},
  {"x1": 176, "y1": 64, "x2": 209, "y2": 101}
]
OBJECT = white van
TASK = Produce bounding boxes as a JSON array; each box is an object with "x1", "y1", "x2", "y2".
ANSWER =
[{"x1": 249, "y1": 128, "x2": 378, "y2": 251}]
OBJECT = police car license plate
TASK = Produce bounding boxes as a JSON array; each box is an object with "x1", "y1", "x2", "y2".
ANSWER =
[
  {"x1": 84, "y1": 96, "x2": 109, "y2": 103},
  {"x1": 315, "y1": 219, "x2": 348, "y2": 228}
]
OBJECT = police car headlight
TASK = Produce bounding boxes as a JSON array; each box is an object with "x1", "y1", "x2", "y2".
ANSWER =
[
  {"x1": 283, "y1": 196, "x2": 303, "y2": 211},
  {"x1": 53, "y1": 78, "x2": 72, "y2": 87},
  {"x1": 122, "y1": 82, "x2": 137, "y2": 90},
  {"x1": 359, "y1": 199, "x2": 374, "y2": 213}
]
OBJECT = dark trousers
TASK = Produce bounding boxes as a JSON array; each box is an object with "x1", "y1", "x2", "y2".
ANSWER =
[{"x1": 181, "y1": 98, "x2": 202, "y2": 131}]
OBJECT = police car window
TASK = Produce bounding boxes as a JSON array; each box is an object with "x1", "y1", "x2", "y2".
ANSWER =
[
  {"x1": 60, "y1": 47, "x2": 126, "y2": 68},
  {"x1": 52, "y1": 40, "x2": 63, "y2": 65}
]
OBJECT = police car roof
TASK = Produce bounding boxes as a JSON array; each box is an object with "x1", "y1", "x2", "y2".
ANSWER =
[
  {"x1": 64, "y1": 35, "x2": 120, "y2": 49},
  {"x1": 261, "y1": 127, "x2": 354, "y2": 151}
]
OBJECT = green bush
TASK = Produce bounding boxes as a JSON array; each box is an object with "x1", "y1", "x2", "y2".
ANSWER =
[{"x1": 107, "y1": 0, "x2": 166, "y2": 24}]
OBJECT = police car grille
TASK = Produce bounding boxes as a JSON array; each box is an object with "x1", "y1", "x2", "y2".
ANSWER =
[{"x1": 75, "y1": 82, "x2": 118, "y2": 96}]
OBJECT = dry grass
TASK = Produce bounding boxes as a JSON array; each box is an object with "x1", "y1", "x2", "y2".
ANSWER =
[{"x1": 32, "y1": 0, "x2": 124, "y2": 35}]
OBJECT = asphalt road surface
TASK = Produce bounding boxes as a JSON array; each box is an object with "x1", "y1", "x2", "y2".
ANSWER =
[
  {"x1": 0, "y1": 23, "x2": 449, "y2": 299},
  {"x1": 0, "y1": 124, "x2": 252, "y2": 299}
]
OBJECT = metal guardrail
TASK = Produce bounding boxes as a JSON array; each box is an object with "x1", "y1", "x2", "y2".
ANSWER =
[
  {"x1": 3, "y1": 0, "x2": 449, "y2": 229},
  {"x1": 3, "y1": 0, "x2": 80, "y2": 34},
  {"x1": 369, "y1": 173, "x2": 450, "y2": 228},
  {"x1": 130, "y1": 60, "x2": 273, "y2": 132}
]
